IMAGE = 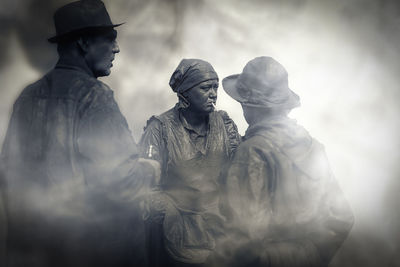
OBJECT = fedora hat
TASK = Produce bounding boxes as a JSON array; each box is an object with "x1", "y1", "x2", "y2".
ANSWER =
[
  {"x1": 48, "y1": 0, "x2": 123, "y2": 43},
  {"x1": 222, "y1": 56, "x2": 300, "y2": 110}
]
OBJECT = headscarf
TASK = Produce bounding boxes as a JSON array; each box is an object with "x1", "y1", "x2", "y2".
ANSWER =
[{"x1": 169, "y1": 59, "x2": 218, "y2": 94}]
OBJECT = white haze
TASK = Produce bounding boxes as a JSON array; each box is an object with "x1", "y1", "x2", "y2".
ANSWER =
[{"x1": 0, "y1": 0, "x2": 399, "y2": 266}]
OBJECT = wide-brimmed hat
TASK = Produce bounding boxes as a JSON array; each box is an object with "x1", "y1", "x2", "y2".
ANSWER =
[
  {"x1": 48, "y1": 0, "x2": 123, "y2": 43},
  {"x1": 222, "y1": 56, "x2": 300, "y2": 110}
]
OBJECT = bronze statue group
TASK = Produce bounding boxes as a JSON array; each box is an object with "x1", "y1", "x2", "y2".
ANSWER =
[{"x1": 0, "y1": 1, "x2": 354, "y2": 267}]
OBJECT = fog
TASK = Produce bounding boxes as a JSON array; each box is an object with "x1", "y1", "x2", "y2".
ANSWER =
[{"x1": 0, "y1": 0, "x2": 399, "y2": 266}]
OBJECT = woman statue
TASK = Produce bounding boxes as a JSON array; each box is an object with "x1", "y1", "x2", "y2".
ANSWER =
[{"x1": 140, "y1": 58, "x2": 241, "y2": 266}]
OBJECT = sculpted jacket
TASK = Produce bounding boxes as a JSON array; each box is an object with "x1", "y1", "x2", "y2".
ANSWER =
[
  {"x1": 140, "y1": 105, "x2": 241, "y2": 265},
  {"x1": 220, "y1": 116, "x2": 354, "y2": 267},
  {"x1": 1, "y1": 57, "x2": 148, "y2": 267},
  {"x1": 2, "y1": 58, "x2": 138, "y2": 187}
]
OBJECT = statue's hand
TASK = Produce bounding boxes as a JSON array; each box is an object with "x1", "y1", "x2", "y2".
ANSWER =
[{"x1": 141, "y1": 190, "x2": 168, "y2": 224}]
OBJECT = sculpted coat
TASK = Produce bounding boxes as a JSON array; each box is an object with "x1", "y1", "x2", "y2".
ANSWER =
[
  {"x1": 1, "y1": 58, "x2": 150, "y2": 267},
  {"x1": 219, "y1": 116, "x2": 354, "y2": 267}
]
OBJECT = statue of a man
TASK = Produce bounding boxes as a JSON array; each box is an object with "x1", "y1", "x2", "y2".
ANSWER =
[{"x1": 1, "y1": 1, "x2": 159, "y2": 266}]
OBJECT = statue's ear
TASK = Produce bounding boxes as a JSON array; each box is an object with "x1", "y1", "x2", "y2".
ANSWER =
[{"x1": 77, "y1": 37, "x2": 90, "y2": 54}]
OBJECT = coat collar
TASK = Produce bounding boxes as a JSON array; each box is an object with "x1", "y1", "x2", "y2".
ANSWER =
[
  {"x1": 55, "y1": 55, "x2": 95, "y2": 78},
  {"x1": 244, "y1": 115, "x2": 289, "y2": 140}
]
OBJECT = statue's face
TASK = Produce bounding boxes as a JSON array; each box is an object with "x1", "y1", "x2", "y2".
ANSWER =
[
  {"x1": 85, "y1": 29, "x2": 119, "y2": 77},
  {"x1": 184, "y1": 79, "x2": 219, "y2": 114}
]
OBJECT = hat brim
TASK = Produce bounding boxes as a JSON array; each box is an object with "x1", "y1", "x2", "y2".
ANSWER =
[
  {"x1": 48, "y1": 23, "x2": 124, "y2": 43},
  {"x1": 222, "y1": 74, "x2": 300, "y2": 109},
  {"x1": 222, "y1": 74, "x2": 247, "y2": 103}
]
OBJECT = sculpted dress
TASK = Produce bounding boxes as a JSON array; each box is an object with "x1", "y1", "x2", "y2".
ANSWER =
[
  {"x1": 140, "y1": 105, "x2": 240, "y2": 266},
  {"x1": 1, "y1": 58, "x2": 149, "y2": 267}
]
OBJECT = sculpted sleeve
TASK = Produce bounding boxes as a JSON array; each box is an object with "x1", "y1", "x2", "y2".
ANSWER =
[
  {"x1": 305, "y1": 144, "x2": 355, "y2": 265},
  {"x1": 218, "y1": 110, "x2": 242, "y2": 157},
  {"x1": 140, "y1": 117, "x2": 168, "y2": 179},
  {"x1": 76, "y1": 83, "x2": 138, "y2": 187},
  {"x1": 75, "y1": 83, "x2": 154, "y2": 266},
  {"x1": 223, "y1": 142, "x2": 272, "y2": 227}
]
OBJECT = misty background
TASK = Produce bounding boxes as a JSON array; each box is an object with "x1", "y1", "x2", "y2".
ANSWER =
[{"x1": 0, "y1": 0, "x2": 399, "y2": 266}]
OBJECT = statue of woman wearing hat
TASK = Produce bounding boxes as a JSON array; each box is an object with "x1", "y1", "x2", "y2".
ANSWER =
[
  {"x1": 218, "y1": 56, "x2": 354, "y2": 267},
  {"x1": 140, "y1": 58, "x2": 241, "y2": 266}
]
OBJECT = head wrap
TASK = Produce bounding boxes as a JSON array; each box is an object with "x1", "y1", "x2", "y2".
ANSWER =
[{"x1": 169, "y1": 59, "x2": 218, "y2": 94}]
